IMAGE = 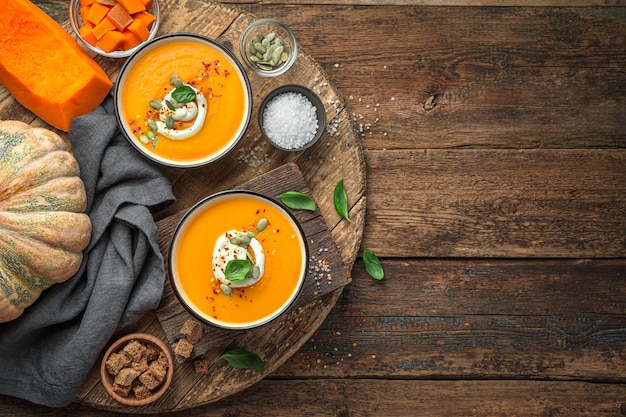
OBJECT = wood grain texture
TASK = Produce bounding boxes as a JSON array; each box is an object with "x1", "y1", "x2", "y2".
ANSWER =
[
  {"x1": 1, "y1": 1, "x2": 624, "y2": 416},
  {"x1": 3, "y1": 379, "x2": 626, "y2": 416}
]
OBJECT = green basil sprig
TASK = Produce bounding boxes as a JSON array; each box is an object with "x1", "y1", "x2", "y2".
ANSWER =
[
  {"x1": 277, "y1": 191, "x2": 316, "y2": 211},
  {"x1": 363, "y1": 249, "x2": 384, "y2": 280},
  {"x1": 171, "y1": 85, "x2": 197, "y2": 103},
  {"x1": 216, "y1": 348, "x2": 265, "y2": 374},
  {"x1": 333, "y1": 179, "x2": 351, "y2": 222},
  {"x1": 224, "y1": 259, "x2": 251, "y2": 282}
]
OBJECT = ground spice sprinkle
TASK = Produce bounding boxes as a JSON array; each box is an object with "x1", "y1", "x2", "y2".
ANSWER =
[{"x1": 309, "y1": 247, "x2": 332, "y2": 295}]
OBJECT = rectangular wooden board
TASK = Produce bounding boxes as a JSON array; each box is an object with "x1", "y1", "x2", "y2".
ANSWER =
[{"x1": 155, "y1": 163, "x2": 350, "y2": 362}]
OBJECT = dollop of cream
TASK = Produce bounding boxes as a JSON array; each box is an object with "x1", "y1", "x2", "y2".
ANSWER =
[
  {"x1": 212, "y1": 230, "x2": 265, "y2": 288},
  {"x1": 155, "y1": 85, "x2": 207, "y2": 140}
]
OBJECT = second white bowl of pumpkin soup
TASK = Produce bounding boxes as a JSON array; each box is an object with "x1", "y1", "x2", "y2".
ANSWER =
[
  {"x1": 168, "y1": 190, "x2": 308, "y2": 330},
  {"x1": 114, "y1": 33, "x2": 252, "y2": 168}
]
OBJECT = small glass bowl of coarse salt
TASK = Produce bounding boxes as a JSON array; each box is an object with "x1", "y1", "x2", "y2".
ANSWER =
[{"x1": 258, "y1": 85, "x2": 326, "y2": 152}]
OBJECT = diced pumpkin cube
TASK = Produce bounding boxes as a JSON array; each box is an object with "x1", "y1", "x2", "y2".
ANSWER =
[
  {"x1": 120, "y1": 30, "x2": 142, "y2": 51},
  {"x1": 126, "y1": 18, "x2": 150, "y2": 42},
  {"x1": 96, "y1": 29, "x2": 126, "y2": 53},
  {"x1": 117, "y1": 0, "x2": 145, "y2": 15},
  {"x1": 139, "y1": 0, "x2": 153, "y2": 8},
  {"x1": 132, "y1": 10, "x2": 156, "y2": 28},
  {"x1": 85, "y1": 2, "x2": 111, "y2": 25},
  {"x1": 79, "y1": 0, "x2": 97, "y2": 6},
  {"x1": 92, "y1": 16, "x2": 116, "y2": 40},
  {"x1": 80, "y1": 4, "x2": 91, "y2": 22},
  {"x1": 78, "y1": 22, "x2": 98, "y2": 46},
  {"x1": 107, "y1": 3, "x2": 133, "y2": 31},
  {"x1": 98, "y1": 0, "x2": 118, "y2": 5}
]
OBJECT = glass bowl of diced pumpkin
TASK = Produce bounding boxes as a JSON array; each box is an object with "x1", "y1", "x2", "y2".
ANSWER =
[{"x1": 69, "y1": 0, "x2": 160, "y2": 58}]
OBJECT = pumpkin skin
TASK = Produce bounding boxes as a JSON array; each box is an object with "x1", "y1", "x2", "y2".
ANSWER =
[{"x1": 0, "y1": 120, "x2": 92, "y2": 323}]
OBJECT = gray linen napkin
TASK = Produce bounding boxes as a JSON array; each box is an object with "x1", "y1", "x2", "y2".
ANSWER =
[{"x1": 0, "y1": 93, "x2": 175, "y2": 407}]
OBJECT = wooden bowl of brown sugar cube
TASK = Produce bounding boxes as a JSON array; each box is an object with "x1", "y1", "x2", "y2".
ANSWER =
[{"x1": 100, "y1": 333, "x2": 174, "y2": 406}]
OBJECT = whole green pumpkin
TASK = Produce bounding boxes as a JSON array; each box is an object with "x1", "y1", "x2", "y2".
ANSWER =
[{"x1": 0, "y1": 120, "x2": 92, "y2": 323}]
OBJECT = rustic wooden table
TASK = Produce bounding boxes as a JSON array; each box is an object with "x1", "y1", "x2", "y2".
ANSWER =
[{"x1": 1, "y1": 0, "x2": 625, "y2": 415}]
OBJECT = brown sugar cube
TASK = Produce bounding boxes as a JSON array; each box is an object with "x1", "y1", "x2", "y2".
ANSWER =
[
  {"x1": 139, "y1": 365, "x2": 166, "y2": 391},
  {"x1": 174, "y1": 338, "x2": 193, "y2": 359},
  {"x1": 105, "y1": 352, "x2": 128, "y2": 376},
  {"x1": 114, "y1": 367, "x2": 140, "y2": 387},
  {"x1": 132, "y1": 383, "x2": 152, "y2": 400},
  {"x1": 194, "y1": 358, "x2": 210, "y2": 374},
  {"x1": 180, "y1": 319, "x2": 204, "y2": 344},
  {"x1": 111, "y1": 382, "x2": 132, "y2": 398},
  {"x1": 122, "y1": 339, "x2": 146, "y2": 362},
  {"x1": 131, "y1": 357, "x2": 149, "y2": 374},
  {"x1": 143, "y1": 343, "x2": 160, "y2": 362}
]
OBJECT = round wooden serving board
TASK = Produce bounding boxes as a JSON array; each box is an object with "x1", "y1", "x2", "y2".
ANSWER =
[{"x1": 0, "y1": 0, "x2": 365, "y2": 412}]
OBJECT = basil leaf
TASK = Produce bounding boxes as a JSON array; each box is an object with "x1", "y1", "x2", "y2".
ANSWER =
[
  {"x1": 216, "y1": 348, "x2": 264, "y2": 374},
  {"x1": 225, "y1": 259, "x2": 251, "y2": 282},
  {"x1": 363, "y1": 249, "x2": 384, "y2": 280},
  {"x1": 277, "y1": 191, "x2": 316, "y2": 211},
  {"x1": 171, "y1": 85, "x2": 196, "y2": 103},
  {"x1": 333, "y1": 179, "x2": 351, "y2": 222}
]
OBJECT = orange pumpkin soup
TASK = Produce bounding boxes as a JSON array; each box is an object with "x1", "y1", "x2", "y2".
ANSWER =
[
  {"x1": 120, "y1": 37, "x2": 249, "y2": 164},
  {"x1": 170, "y1": 192, "x2": 307, "y2": 329}
]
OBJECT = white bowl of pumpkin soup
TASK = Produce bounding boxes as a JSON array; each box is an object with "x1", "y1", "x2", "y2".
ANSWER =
[
  {"x1": 169, "y1": 190, "x2": 308, "y2": 330},
  {"x1": 114, "y1": 33, "x2": 252, "y2": 168}
]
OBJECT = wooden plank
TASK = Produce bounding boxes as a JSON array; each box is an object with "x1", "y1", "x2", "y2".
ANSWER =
[
  {"x1": 362, "y1": 149, "x2": 626, "y2": 258},
  {"x1": 31, "y1": 1, "x2": 626, "y2": 27},
  {"x1": 276, "y1": 258, "x2": 626, "y2": 381},
  {"x1": 3, "y1": 379, "x2": 626, "y2": 416},
  {"x1": 241, "y1": 5, "x2": 626, "y2": 150}
]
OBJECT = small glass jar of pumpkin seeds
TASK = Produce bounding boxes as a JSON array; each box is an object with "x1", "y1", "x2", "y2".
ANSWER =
[{"x1": 239, "y1": 18, "x2": 298, "y2": 77}]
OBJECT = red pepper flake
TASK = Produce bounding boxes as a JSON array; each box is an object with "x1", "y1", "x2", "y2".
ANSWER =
[{"x1": 224, "y1": 69, "x2": 230, "y2": 78}]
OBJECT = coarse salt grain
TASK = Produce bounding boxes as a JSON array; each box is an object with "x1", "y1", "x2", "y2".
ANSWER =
[{"x1": 262, "y1": 92, "x2": 319, "y2": 150}]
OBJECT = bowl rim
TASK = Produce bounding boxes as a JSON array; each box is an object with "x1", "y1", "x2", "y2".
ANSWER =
[
  {"x1": 113, "y1": 32, "x2": 253, "y2": 168},
  {"x1": 239, "y1": 18, "x2": 298, "y2": 78},
  {"x1": 100, "y1": 332, "x2": 174, "y2": 406},
  {"x1": 258, "y1": 84, "x2": 327, "y2": 152},
  {"x1": 69, "y1": 0, "x2": 161, "y2": 59},
  {"x1": 167, "y1": 189, "x2": 310, "y2": 330}
]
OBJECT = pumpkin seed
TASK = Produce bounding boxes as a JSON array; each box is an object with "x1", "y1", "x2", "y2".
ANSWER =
[
  {"x1": 139, "y1": 134, "x2": 150, "y2": 144},
  {"x1": 165, "y1": 115, "x2": 175, "y2": 129},
  {"x1": 230, "y1": 235, "x2": 242, "y2": 245},
  {"x1": 240, "y1": 235, "x2": 252, "y2": 247},
  {"x1": 149, "y1": 100, "x2": 162, "y2": 110},
  {"x1": 272, "y1": 46, "x2": 284, "y2": 63},
  {"x1": 247, "y1": 31, "x2": 290, "y2": 70},
  {"x1": 247, "y1": 265, "x2": 261, "y2": 280},
  {"x1": 256, "y1": 218, "x2": 268, "y2": 233},
  {"x1": 165, "y1": 99, "x2": 176, "y2": 111},
  {"x1": 254, "y1": 42, "x2": 266, "y2": 53},
  {"x1": 147, "y1": 119, "x2": 158, "y2": 131},
  {"x1": 220, "y1": 283, "x2": 232, "y2": 296},
  {"x1": 247, "y1": 231, "x2": 256, "y2": 239}
]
